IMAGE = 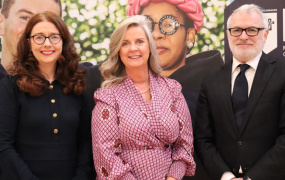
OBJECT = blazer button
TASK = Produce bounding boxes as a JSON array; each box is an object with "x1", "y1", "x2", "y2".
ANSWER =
[
  {"x1": 237, "y1": 141, "x2": 243, "y2": 146},
  {"x1": 49, "y1": 85, "x2": 53, "y2": 90},
  {"x1": 53, "y1": 113, "x2": 57, "y2": 118},
  {"x1": 54, "y1": 129, "x2": 59, "y2": 134},
  {"x1": 51, "y1": 99, "x2": 55, "y2": 103}
]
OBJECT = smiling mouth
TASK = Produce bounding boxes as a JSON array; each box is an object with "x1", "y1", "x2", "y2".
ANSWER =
[
  {"x1": 235, "y1": 40, "x2": 253, "y2": 46},
  {"x1": 129, "y1": 55, "x2": 141, "y2": 59},
  {"x1": 41, "y1": 51, "x2": 54, "y2": 55},
  {"x1": 237, "y1": 44, "x2": 252, "y2": 48}
]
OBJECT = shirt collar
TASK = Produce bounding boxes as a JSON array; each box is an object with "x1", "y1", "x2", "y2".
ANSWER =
[{"x1": 232, "y1": 52, "x2": 262, "y2": 73}]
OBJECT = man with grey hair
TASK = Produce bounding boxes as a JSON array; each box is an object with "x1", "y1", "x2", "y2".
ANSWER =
[{"x1": 195, "y1": 4, "x2": 285, "y2": 180}]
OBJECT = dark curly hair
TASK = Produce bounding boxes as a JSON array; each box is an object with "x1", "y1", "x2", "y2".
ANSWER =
[{"x1": 8, "y1": 11, "x2": 85, "y2": 97}]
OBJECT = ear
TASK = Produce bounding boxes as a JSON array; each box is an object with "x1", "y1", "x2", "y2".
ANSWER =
[
  {"x1": 263, "y1": 29, "x2": 269, "y2": 41},
  {"x1": 0, "y1": 14, "x2": 5, "y2": 36},
  {"x1": 226, "y1": 29, "x2": 230, "y2": 39},
  {"x1": 186, "y1": 28, "x2": 196, "y2": 49}
]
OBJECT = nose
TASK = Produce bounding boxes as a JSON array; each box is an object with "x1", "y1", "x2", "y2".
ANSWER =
[
  {"x1": 239, "y1": 30, "x2": 249, "y2": 40},
  {"x1": 43, "y1": 37, "x2": 52, "y2": 46},
  {"x1": 130, "y1": 43, "x2": 138, "y2": 51},
  {"x1": 152, "y1": 24, "x2": 165, "y2": 41}
]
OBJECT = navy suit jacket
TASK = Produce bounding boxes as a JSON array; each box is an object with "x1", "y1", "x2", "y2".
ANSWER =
[{"x1": 195, "y1": 52, "x2": 285, "y2": 180}]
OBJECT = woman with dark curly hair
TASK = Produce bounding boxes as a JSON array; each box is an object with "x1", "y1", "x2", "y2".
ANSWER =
[{"x1": 0, "y1": 11, "x2": 93, "y2": 180}]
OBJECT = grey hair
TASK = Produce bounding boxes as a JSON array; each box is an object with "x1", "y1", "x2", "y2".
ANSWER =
[
  {"x1": 100, "y1": 15, "x2": 162, "y2": 88},
  {"x1": 227, "y1": 4, "x2": 268, "y2": 30}
]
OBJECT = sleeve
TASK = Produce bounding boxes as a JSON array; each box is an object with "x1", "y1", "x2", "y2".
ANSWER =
[
  {"x1": 165, "y1": 79, "x2": 196, "y2": 180},
  {"x1": 72, "y1": 96, "x2": 96, "y2": 180},
  {"x1": 91, "y1": 88, "x2": 136, "y2": 180},
  {"x1": 245, "y1": 81, "x2": 285, "y2": 179},
  {"x1": 194, "y1": 76, "x2": 232, "y2": 179},
  {"x1": 0, "y1": 77, "x2": 39, "y2": 180}
]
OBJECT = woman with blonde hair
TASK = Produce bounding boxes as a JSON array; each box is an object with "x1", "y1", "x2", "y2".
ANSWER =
[
  {"x1": 127, "y1": 1, "x2": 223, "y2": 179},
  {"x1": 92, "y1": 15, "x2": 195, "y2": 180}
]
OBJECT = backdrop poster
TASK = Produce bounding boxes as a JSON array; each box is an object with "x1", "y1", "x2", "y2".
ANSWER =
[
  {"x1": 60, "y1": 0, "x2": 228, "y2": 64},
  {"x1": 0, "y1": 0, "x2": 228, "y2": 63}
]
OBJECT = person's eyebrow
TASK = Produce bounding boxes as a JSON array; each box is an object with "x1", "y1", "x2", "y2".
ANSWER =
[
  {"x1": 16, "y1": 9, "x2": 34, "y2": 15},
  {"x1": 32, "y1": 32, "x2": 60, "y2": 35}
]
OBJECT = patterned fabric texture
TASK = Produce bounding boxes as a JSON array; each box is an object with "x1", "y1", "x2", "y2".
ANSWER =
[{"x1": 92, "y1": 72, "x2": 196, "y2": 179}]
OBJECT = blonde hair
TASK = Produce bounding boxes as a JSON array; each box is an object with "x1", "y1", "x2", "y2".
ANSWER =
[{"x1": 100, "y1": 15, "x2": 162, "y2": 88}]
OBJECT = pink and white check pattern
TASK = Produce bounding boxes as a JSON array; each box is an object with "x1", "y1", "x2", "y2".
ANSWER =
[{"x1": 92, "y1": 73, "x2": 196, "y2": 179}]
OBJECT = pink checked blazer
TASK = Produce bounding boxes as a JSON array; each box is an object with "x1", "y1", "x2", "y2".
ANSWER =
[{"x1": 92, "y1": 73, "x2": 196, "y2": 180}]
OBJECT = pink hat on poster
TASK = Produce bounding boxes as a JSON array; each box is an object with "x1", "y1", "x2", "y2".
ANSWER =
[{"x1": 127, "y1": 0, "x2": 204, "y2": 33}]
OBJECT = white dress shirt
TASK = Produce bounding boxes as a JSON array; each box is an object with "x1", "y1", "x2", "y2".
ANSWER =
[{"x1": 231, "y1": 52, "x2": 262, "y2": 96}]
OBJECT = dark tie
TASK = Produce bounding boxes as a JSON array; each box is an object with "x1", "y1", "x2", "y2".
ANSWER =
[{"x1": 232, "y1": 64, "x2": 250, "y2": 129}]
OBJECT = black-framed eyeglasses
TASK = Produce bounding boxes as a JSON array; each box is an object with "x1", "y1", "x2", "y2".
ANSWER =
[
  {"x1": 228, "y1": 27, "x2": 265, "y2": 37},
  {"x1": 145, "y1": 15, "x2": 185, "y2": 35},
  {"x1": 30, "y1": 34, "x2": 62, "y2": 45}
]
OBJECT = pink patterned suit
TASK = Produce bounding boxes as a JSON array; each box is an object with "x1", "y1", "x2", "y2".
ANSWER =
[{"x1": 92, "y1": 73, "x2": 196, "y2": 179}]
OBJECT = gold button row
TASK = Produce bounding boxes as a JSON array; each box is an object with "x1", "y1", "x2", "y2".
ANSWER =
[{"x1": 49, "y1": 86, "x2": 57, "y2": 134}]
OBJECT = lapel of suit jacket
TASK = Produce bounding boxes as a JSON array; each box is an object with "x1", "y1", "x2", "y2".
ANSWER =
[
  {"x1": 239, "y1": 53, "x2": 277, "y2": 136},
  {"x1": 219, "y1": 60, "x2": 239, "y2": 135}
]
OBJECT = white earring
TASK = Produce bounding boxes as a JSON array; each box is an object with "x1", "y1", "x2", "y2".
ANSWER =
[{"x1": 187, "y1": 42, "x2": 194, "y2": 49}]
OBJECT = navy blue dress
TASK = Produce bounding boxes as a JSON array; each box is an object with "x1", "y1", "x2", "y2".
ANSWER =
[
  {"x1": 0, "y1": 63, "x2": 6, "y2": 80},
  {"x1": 0, "y1": 76, "x2": 93, "y2": 180}
]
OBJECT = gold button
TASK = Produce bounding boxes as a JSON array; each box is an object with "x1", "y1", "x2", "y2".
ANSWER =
[
  {"x1": 49, "y1": 85, "x2": 53, "y2": 89},
  {"x1": 53, "y1": 113, "x2": 57, "y2": 118},
  {"x1": 54, "y1": 129, "x2": 58, "y2": 134},
  {"x1": 51, "y1": 99, "x2": 55, "y2": 103}
]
